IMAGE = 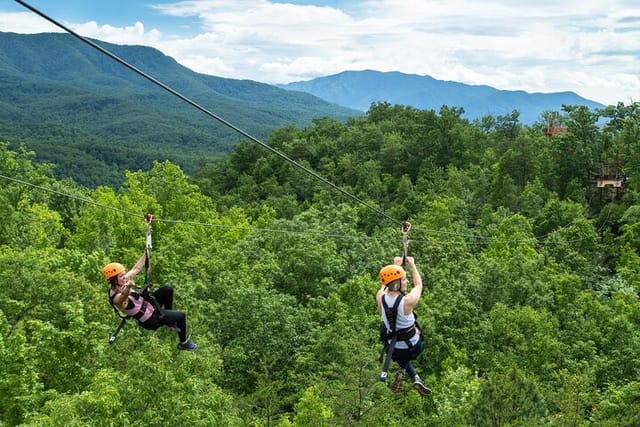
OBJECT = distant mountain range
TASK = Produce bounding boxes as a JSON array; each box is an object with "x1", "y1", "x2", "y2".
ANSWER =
[
  {"x1": 0, "y1": 31, "x2": 605, "y2": 187},
  {"x1": 280, "y1": 70, "x2": 605, "y2": 124}
]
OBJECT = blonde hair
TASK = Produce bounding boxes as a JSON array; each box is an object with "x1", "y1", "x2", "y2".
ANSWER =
[{"x1": 387, "y1": 279, "x2": 401, "y2": 292}]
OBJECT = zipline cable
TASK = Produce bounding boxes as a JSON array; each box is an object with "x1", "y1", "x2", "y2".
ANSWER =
[
  {"x1": 7, "y1": 1, "x2": 616, "y2": 247},
  {"x1": 13, "y1": 0, "x2": 402, "y2": 228},
  {"x1": 0, "y1": 173, "x2": 140, "y2": 218},
  {"x1": 0, "y1": 172, "x2": 400, "y2": 242},
  {"x1": 0, "y1": 172, "x2": 609, "y2": 248}
]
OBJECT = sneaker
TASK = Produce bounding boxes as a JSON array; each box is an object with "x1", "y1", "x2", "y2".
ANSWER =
[
  {"x1": 177, "y1": 340, "x2": 197, "y2": 351},
  {"x1": 412, "y1": 375, "x2": 431, "y2": 396},
  {"x1": 391, "y1": 369, "x2": 405, "y2": 393}
]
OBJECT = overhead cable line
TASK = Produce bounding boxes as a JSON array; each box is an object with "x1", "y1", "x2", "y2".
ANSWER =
[
  {"x1": 11, "y1": 1, "x2": 612, "y2": 248},
  {"x1": 0, "y1": 173, "x2": 400, "y2": 243},
  {"x1": 14, "y1": 0, "x2": 402, "y2": 228},
  {"x1": 0, "y1": 173, "x2": 140, "y2": 218},
  {"x1": 1, "y1": 172, "x2": 607, "y2": 248}
]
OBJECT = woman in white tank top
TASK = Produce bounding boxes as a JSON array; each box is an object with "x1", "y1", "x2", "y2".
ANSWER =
[{"x1": 376, "y1": 256, "x2": 430, "y2": 395}]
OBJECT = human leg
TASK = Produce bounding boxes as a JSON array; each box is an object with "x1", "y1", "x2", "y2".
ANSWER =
[
  {"x1": 152, "y1": 285, "x2": 174, "y2": 310},
  {"x1": 392, "y1": 341, "x2": 430, "y2": 395},
  {"x1": 162, "y1": 310, "x2": 197, "y2": 350},
  {"x1": 392, "y1": 348, "x2": 417, "y2": 377},
  {"x1": 412, "y1": 375, "x2": 431, "y2": 395},
  {"x1": 406, "y1": 341, "x2": 430, "y2": 395},
  {"x1": 391, "y1": 369, "x2": 405, "y2": 393},
  {"x1": 390, "y1": 349, "x2": 415, "y2": 392},
  {"x1": 137, "y1": 310, "x2": 195, "y2": 350},
  {"x1": 160, "y1": 309, "x2": 187, "y2": 342}
]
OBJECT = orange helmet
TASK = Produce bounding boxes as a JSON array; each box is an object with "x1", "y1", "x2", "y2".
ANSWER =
[
  {"x1": 103, "y1": 262, "x2": 125, "y2": 280},
  {"x1": 379, "y1": 264, "x2": 406, "y2": 286}
]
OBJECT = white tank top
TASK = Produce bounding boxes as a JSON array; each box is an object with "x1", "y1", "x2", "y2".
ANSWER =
[{"x1": 381, "y1": 294, "x2": 419, "y2": 349}]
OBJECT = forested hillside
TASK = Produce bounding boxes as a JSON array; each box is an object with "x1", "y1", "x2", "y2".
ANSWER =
[
  {"x1": 0, "y1": 32, "x2": 358, "y2": 188},
  {"x1": 2, "y1": 101, "x2": 640, "y2": 426}
]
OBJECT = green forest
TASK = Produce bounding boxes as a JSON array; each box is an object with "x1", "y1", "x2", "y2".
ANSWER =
[
  {"x1": 0, "y1": 31, "x2": 359, "y2": 189},
  {"x1": 2, "y1": 101, "x2": 640, "y2": 426}
]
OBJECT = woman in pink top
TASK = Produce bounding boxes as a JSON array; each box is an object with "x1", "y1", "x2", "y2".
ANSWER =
[{"x1": 103, "y1": 250, "x2": 196, "y2": 351}]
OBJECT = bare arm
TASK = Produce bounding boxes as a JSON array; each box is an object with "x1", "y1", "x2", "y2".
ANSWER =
[
  {"x1": 124, "y1": 250, "x2": 147, "y2": 281},
  {"x1": 376, "y1": 286, "x2": 386, "y2": 313},
  {"x1": 402, "y1": 257, "x2": 422, "y2": 314},
  {"x1": 112, "y1": 250, "x2": 146, "y2": 309},
  {"x1": 112, "y1": 280, "x2": 134, "y2": 309}
]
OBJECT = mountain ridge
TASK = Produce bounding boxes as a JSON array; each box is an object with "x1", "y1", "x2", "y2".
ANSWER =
[
  {"x1": 279, "y1": 69, "x2": 605, "y2": 124},
  {"x1": 0, "y1": 31, "x2": 360, "y2": 187},
  {"x1": 0, "y1": 31, "x2": 606, "y2": 188}
]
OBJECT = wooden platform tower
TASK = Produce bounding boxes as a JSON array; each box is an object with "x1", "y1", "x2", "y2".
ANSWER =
[
  {"x1": 594, "y1": 156, "x2": 627, "y2": 201},
  {"x1": 545, "y1": 111, "x2": 568, "y2": 140}
]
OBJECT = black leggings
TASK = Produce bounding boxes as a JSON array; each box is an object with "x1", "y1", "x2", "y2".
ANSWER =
[
  {"x1": 391, "y1": 339, "x2": 424, "y2": 378},
  {"x1": 153, "y1": 285, "x2": 174, "y2": 310},
  {"x1": 138, "y1": 285, "x2": 188, "y2": 342}
]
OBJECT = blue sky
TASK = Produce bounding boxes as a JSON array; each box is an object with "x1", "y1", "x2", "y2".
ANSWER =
[{"x1": 1, "y1": 0, "x2": 639, "y2": 105}]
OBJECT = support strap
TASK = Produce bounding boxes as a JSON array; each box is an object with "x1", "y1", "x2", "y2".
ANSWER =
[
  {"x1": 379, "y1": 295, "x2": 404, "y2": 381},
  {"x1": 144, "y1": 213, "x2": 153, "y2": 286},
  {"x1": 142, "y1": 213, "x2": 165, "y2": 320},
  {"x1": 108, "y1": 317, "x2": 127, "y2": 344},
  {"x1": 401, "y1": 221, "x2": 410, "y2": 269}
]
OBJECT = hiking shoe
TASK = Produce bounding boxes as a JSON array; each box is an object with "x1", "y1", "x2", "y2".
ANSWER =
[
  {"x1": 391, "y1": 369, "x2": 405, "y2": 393},
  {"x1": 177, "y1": 340, "x2": 197, "y2": 351},
  {"x1": 412, "y1": 375, "x2": 431, "y2": 396}
]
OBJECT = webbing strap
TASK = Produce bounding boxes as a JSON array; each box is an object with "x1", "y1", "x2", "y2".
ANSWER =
[
  {"x1": 109, "y1": 317, "x2": 127, "y2": 344},
  {"x1": 142, "y1": 213, "x2": 165, "y2": 319},
  {"x1": 144, "y1": 213, "x2": 153, "y2": 286},
  {"x1": 401, "y1": 221, "x2": 410, "y2": 269},
  {"x1": 380, "y1": 295, "x2": 404, "y2": 376},
  {"x1": 144, "y1": 249, "x2": 151, "y2": 286}
]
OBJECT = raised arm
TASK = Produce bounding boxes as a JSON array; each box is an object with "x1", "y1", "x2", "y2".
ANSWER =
[
  {"x1": 124, "y1": 250, "x2": 147, "y2": 281},
  {"x1": 402, "y1": 257, "x2": 423, "y2": 314}
]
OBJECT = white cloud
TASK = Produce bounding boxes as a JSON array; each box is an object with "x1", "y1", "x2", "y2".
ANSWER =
[
  {"x1": 2, "y1": 0, "x2": 639, "y2": 105},
  {"x1": 73, "y1": 21, "x2": 163, "y2": 45},
  {"x1": 0, "y1": 11, "x2": 61, "y2": 33}
]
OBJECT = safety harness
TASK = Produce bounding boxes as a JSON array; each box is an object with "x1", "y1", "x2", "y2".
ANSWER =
[
  {"x1": 108, "y1": 214, "x2": 164, "y2": 344},
  {"x1": 379, "y1": 221, "x2": 415, "y2": 381},
  {"x1": 379, "y1": 293, "x2": 419, "y2": 373}
]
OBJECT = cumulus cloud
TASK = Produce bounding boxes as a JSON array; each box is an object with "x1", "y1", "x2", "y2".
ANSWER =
[
  {"x1": 0, "y1": 11, "x2": 61, "y2": 33},
  {"x1": 2, "y1": 0, "x2": 639, "y2": 104},
  {"x1": 73, "y1": 21, "x2": 163, "y2": 45}
]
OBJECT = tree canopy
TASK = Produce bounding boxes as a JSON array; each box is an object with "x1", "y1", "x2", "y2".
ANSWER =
[{"x1": 2, "y1": 101, "x2": 640, "y2": 425}]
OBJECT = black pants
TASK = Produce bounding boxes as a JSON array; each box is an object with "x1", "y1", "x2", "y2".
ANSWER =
[
  {"x1": 139, "y1": 285, "x2": 188, "y2": 342},
  {"x1": 391, "y1": 339, "x2": 424, "y2": 378}
]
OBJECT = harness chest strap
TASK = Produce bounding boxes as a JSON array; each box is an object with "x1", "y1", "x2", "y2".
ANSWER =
[
  {"x1": 381, "y1": 295, "x2": 417, "y2": 346},
  {"x1": 133, "y1": 299, "x2": 154, "y2": 321},
  {"x1": 109, "y1": 289, "x2": 154, "y2": 322}
]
